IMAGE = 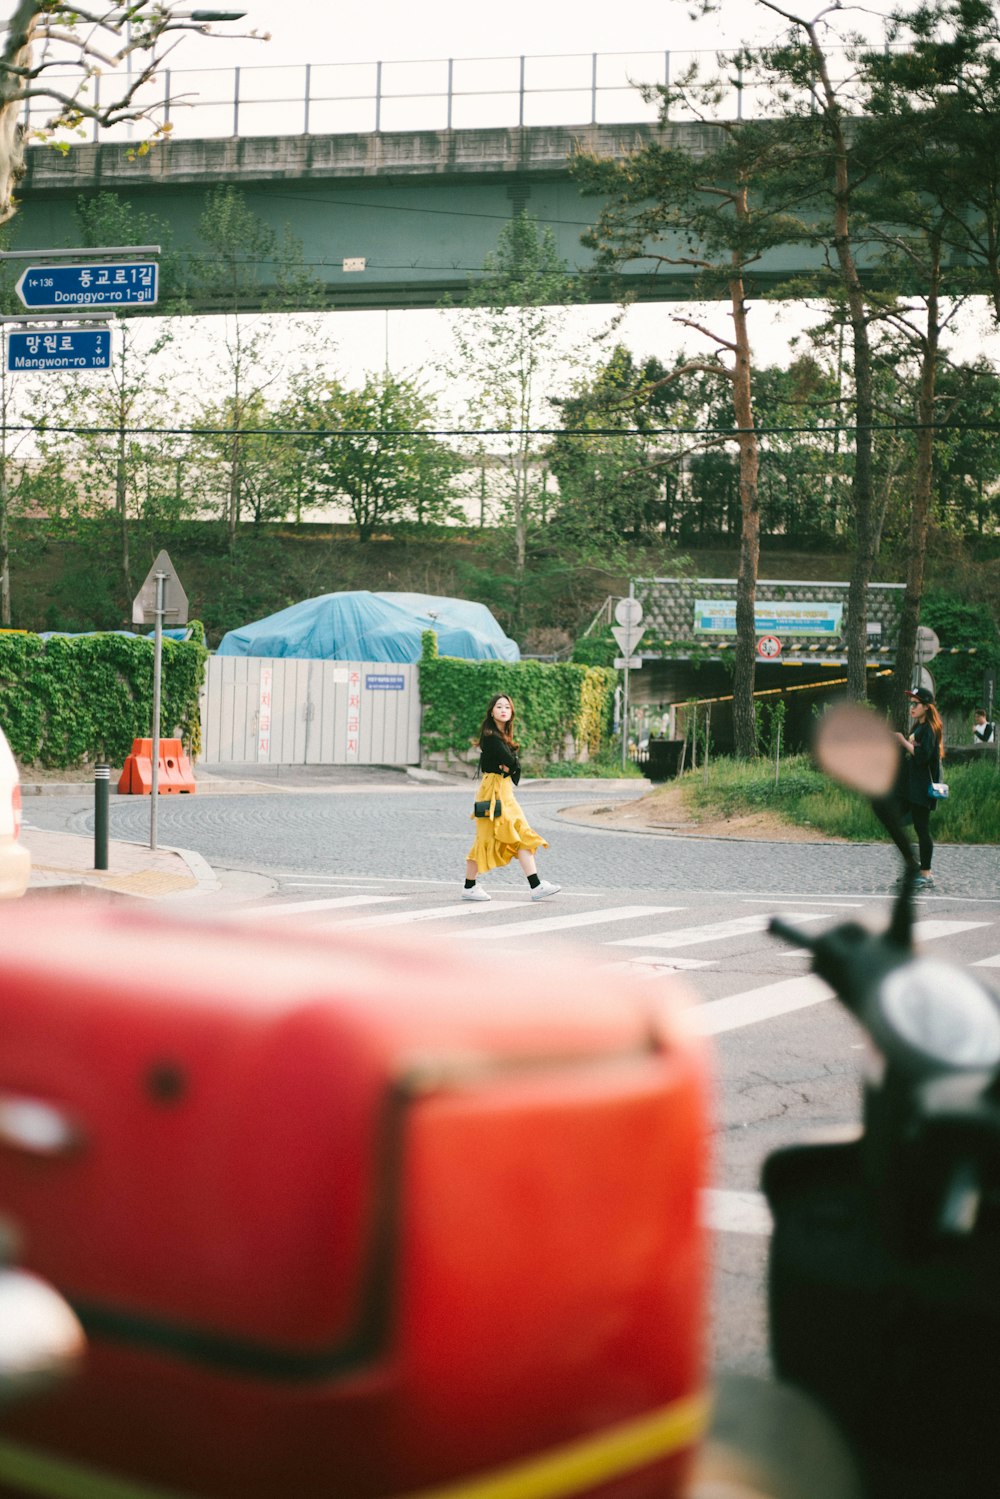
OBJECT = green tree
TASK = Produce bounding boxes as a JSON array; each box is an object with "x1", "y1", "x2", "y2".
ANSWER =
[
  {"x1": 575, "y1": 80, "x2": 798, "y2": 756},
  {"x1": 548, "y1": 345, "x2": 692, "y2": 551},
  {"x1": 185, "y1": 185, "x2": 325, "y2": 548},
  {"x1": 932, "y1": 362, "x2": 1000, "y2": 534},
  {"x1": 298, "y1": 372, "x2": 462, "y2": 543},
  {"x1": 740, "y1": 5, "x2": 893, "y2": 703},
  {"x1": 447, "y1": 213, "x2": 581, "y2": 586},
  {"x1": 0, "y1": 6, "x2": 259, "y2": 226}
]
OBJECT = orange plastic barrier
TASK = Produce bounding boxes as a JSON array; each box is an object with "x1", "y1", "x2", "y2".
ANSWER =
[{"x1": 117, "y1": 737, "x2": 196, "y2": 795}]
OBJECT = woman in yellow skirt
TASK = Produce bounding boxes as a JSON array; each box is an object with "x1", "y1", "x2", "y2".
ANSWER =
[{"x1": 462, "y1": 693, "x2": 561, "y2": 903}]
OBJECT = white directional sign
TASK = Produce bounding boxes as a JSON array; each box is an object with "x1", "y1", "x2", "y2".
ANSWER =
[
  {"x1": 614, "y1": 655, "x2": 643, "y2": 670},
  {"x1": 7, "y1": 327, "x2": 111, "y2": 372},
  {"x1": 16, "y1": 261, "x2": 158, "y2": 311}
]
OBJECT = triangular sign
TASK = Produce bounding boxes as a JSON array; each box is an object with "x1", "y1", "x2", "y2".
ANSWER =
[{"x1": 132, "y1": 549, "x2": 189, "y2": 626}]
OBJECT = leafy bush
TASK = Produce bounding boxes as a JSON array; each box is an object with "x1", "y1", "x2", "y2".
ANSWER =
[
  {"x1": 419, "y1": 631, "x2": 616, "y2": 767},
  {"x1": 920, "y1": 591, "x2": 1000, "y2": 712},
  {"x1": 0, "y1": 629, "x2": 207, "y2": 768}
]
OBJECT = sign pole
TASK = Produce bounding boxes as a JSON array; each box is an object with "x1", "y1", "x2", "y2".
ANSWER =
[
  {"x1": 613, "y1": 596, "x2": 645, "y2": 774},
  {"x1": 622, "y1": 651, "x2": 630, "y2": 773},
  {"x1": 150, "y1": 571, "x2": 165, "y2": 850}
]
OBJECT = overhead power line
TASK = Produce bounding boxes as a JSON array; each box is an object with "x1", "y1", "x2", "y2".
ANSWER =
[{"x1": 14, "y1": 419, "x2": 1000, "y2": 439}]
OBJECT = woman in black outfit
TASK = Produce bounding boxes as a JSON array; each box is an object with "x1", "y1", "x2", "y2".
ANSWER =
[
  {"x1": 462, "y1": 693, "x2": 560, "y2": 903},
  {"x1": 896, "y1": 686, "x2": 945, "y2": 891}
]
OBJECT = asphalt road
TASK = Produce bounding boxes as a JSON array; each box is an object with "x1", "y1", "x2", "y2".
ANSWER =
[
  {"x1": 24, "y1": 781, "x2": 1000, "y2": 1380},
  {"x1": 26, "y1": 779, "x2": 1000, "y2": 900}
]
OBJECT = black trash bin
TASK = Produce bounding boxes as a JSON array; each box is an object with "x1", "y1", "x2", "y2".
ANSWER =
[{"x1": 646, "y1": 738, "x2": 686, "y2": 782}]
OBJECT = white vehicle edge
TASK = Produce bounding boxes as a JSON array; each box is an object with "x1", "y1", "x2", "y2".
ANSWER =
[{"x1": 0, "y1": 729, "x2": 30, "y2": 898}]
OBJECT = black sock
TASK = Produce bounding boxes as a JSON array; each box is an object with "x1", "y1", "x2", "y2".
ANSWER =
[
  {"x1": 464, "y1": 878, "x2": 476, "y2": 889},
  {"x1": 527, "y1": 873, "x2": 541, "y2": 889}
]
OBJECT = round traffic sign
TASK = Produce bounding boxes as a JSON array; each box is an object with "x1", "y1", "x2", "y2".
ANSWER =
[
  {"x1": 614, "y1": 597, "x2": 643, "y2": 628},
  {"x1": 757, "y1": 635, "x2": 782, "y2": 659},
  {"x1": 915, "y1": 625, "x2": 940, "y2": 663}
]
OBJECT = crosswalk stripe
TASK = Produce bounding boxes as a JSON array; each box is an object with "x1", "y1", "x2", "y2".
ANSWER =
[
  {"x1": 610, "y1": 912, "x2": 832, "y2": 952},
  {"x1": 691, "y1": 974, "x2": 832, "y2": 1035},
  {"x1": 778, "y1": 917, "x2": 992, "y2": 958},
  {"x1": 252, "y1": 895, "x2": 404, "y2": 919},
  {"x1": 345, "y1": 902, "x2": 521, "y2": 928},
  {"x1": 915, "y1": 919, "x2": 990, "y2": 940},
  {"x1": 450, "y1": 906, "x2": 683, "y2": 942},
  {"x1": 601, "y1": 956, "x2": 718, "y2": 976}
]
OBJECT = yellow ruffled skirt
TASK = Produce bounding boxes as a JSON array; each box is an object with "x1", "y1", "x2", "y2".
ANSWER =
[{"x1": 467, "y1": 771, "x2": 548, "y2": 874}]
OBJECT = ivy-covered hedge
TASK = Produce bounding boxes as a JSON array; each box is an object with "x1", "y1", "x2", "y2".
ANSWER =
[
  {"x1": 0, "y1": 626, "x2": 208, "y2": 768},
  {"x1": 420, "y1": 631, "x2": 617, "y2": 768}
]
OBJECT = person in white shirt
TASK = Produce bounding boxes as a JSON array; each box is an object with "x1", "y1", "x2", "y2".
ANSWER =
[{"x1": 973, "y1": 708, "x2": 996, "y2": 746}]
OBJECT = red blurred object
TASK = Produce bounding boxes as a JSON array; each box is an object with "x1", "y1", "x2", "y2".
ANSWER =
[
  {"x1": 117, "y1": 738, "x2": 196, "y2": 795},
  {"x1": 0, "y1": 903, "x2": 709, "y2": 1499}
]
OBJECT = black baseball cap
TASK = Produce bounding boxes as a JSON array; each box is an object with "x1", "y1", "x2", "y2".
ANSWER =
[{"x1": 907, "y1": 687, "x2": 935, "y2": 705}]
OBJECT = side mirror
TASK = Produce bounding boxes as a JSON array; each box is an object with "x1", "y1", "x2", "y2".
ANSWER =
[{"x1": 814, "y1": 702, "x2": 899, "y2": 799}]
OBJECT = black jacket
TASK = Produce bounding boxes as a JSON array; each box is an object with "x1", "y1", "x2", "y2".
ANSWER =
[
  {"x1": 479, "y1": 729, "x2": 521, "y2": 785},
  {"x1": 904, "y1": 721, "x2": 942, "y2": 808}
]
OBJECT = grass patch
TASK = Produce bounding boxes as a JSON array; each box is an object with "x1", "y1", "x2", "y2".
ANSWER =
[
  {"x1": 543, "y1": 755, "x2": 645, "y2": 779},
  {"x1": 678, "y1": 754, "x2": 1000, "y2": 844}
]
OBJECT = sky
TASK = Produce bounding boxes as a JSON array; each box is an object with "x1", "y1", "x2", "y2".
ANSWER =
[{"x1": 4, "y1": 0, "x2": 999, "y2": 419}]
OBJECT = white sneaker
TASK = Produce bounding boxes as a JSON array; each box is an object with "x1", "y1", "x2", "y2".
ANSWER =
[
  {"x1": 462, "y1": 886, "x2": 491, "y2": 902},
  {"x1": 531, "y1": 880, "x2": 561, "y2": 902}
]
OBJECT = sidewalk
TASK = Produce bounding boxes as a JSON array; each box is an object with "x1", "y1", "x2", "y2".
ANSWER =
[{"x1": 22, "y1": 827, "x2": 218, "y2": 902}]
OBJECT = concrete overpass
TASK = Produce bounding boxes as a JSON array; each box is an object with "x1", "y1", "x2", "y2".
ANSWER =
[{"x1": 13, "y1": 122, "x2": 828, "y2": 313}]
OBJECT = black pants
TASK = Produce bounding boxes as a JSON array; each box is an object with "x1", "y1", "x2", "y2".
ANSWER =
[
  {"x1": 872, "y1": 797, "x2": 934, "y2": 872},
  {"x1": 907, "y1": 801, "x2": 934, "y2": 870},
  {"x1": 872, "y1": 796, "x2": 919, "y2": 872}
]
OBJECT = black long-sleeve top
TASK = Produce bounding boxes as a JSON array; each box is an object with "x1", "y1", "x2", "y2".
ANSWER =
[
  {"x1": 479, "y1": 729, "x2": 521, "y2": 784},
  {"x1": 904, "y1": 720, "x2": 942, "y2": 806}
]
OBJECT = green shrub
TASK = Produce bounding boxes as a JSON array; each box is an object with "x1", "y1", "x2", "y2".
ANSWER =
[
  {"x1": 419, "y1": 631, "x2": 616, "y2": 766},
  {"x1": 0, "y1": 628, "x2": 207, "y2": 768}
]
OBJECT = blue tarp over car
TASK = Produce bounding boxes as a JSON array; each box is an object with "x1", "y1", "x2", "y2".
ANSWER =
[{"x1": 215, "y1": 591, "x2": 520, "y2": 663}]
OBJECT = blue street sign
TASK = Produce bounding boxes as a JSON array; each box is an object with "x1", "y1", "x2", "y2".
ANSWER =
[
  {"x1": 7, "y1": 328, "x2": 111, "y2": 372},
  {"x1": 15, "y1": 261, "x2": 158, "y2": 310}
]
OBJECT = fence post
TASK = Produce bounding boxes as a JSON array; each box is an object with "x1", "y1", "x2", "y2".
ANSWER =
[
  {"x1": 775, "y1": 722, "x2": 782, "y2": 787},
  {"x1": 233, "y1": 67, "x2": 240, "y2": 136},
  {"x1": 519, "y1": 55, "x2": 525, "y2": 127},
  {"x1": 591, "y1": 53, "x2": 598, "y2": 124},
  {"x1": 447, "y1": 58, "x2": 454, "y2": 130},
  {"x1": 304, "y1": 63, "x2": 311, "y2": 135},
  {"x1": 663, "y1": 51, "x2": 670, "y2": 119},
  {"x1": 163, "y1": 69, "x2": 171, "y2": 128},
  {"x1": 703, "y1": 701, "x2": 711, "y2": 788},
  {"x1": 375, "y1": 60, "x2": 382, "y2": 132},
  {"x1": 94, "y1": 765, "x2": 110, "y2": 872}
]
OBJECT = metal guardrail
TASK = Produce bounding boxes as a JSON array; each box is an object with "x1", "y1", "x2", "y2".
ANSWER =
[{"x1": 21, "y1": 44, "x2": 885, "y2": 147}]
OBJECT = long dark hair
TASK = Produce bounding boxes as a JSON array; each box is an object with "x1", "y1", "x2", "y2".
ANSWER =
[
  {"x1": 926, "y1": 702, "x2": 945, "y2": 760},
  {"x1": 479, "y1": 693, "x2": 518, "y2": 751}
]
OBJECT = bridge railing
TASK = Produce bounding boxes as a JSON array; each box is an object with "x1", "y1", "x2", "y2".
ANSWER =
[{"x1": 21, "y1": 45, "x2": 884, "y2": 147}]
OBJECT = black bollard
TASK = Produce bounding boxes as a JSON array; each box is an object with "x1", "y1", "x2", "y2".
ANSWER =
[{"x1": 94, "y1": 764, "x2": 110, "y2": 871}]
